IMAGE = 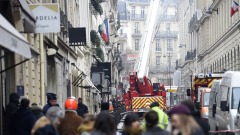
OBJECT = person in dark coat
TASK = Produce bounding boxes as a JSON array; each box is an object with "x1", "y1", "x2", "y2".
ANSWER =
[
  {"x1": 181, "y1": 100, "x2": 209, "y2": 135},
  {"x1": 100, "y1": 102, "x2": 117, "y2": 125},
  {"x1": 31, "y1": 103, "x2": 44, "y2": 120},
  {"x1": 13, "y1": 98, "x2": 36, "y2": 135},
  {"x1": 43, "y1": 93, "x2": 59, "y2": 115},
  {"x1": 76, "y1": 97, "x2": 88, "y2": 117},
  {"x1": 121, "y1": 113, "x2": 142, "y2": 135},
  {"x1": 142, "y1": 111, "x2": 169, "y2": 135},
  {"x1": 100, "y1": 102, "x2": 110, "y2": 111},
  {"x1": 6, "y1": 92, "x2": 20, "y2": 135},
  {"x1": 58, "y1": 97, "x2": 83, "y2": 135}
]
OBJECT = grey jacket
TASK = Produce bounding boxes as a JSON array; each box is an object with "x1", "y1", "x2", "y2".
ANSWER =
[{"x1": 142, "y1": 127, "x2": 169, "y2": 135}]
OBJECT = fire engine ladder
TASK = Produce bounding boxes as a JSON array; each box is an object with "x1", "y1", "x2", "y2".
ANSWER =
[{"x1": 134, "y1": 0, "x2": 161, "y2": 79}]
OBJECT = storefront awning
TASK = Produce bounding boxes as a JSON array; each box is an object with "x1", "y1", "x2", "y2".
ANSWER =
[
  {"x1": 15, "y1": 0, "x2": 36, "y2": 33},
  {"x1": 0, "y1": 14, "x2": 32, "y2": 58}
]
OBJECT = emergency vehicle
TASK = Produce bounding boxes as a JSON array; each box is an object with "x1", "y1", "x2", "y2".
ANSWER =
[
  {"x1": 192, "y1": 73, "x2": 223, "y2": 110},
  {"x1": 122, "y1": 0, "x2": 167, "y2": 112}
]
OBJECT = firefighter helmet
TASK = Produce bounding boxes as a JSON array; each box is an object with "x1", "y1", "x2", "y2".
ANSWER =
[{"x1": 65, "y1": 96, "x2": 78, "y2": 110}]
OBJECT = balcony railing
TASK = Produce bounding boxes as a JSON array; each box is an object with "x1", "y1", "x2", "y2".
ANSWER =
[
  {"x1": 185, "y1": 50, "x2": 196, "y2": 61},
  {"x1": 160, "y1": 15, "x2": 176, "y2": 22},
  {"x1": 119, "y1": 33, "x2": 127, "y2": 38},
  {"x1": 119, "y1": 15, "x2": 130, "y2": 20},
  {"x1": 188, "y1": 12, "x2": 198, "y2": 32},
  {"x1": 155, "y1": 31, "x2": 178, "y2": 38},
  {"x1": 128, "y1": 0, "x2": 150, "y2": 5},
  {"x1": 149, "y1": 65, "x2": 175, "y2": 73},
  {"x1": 132, "y1": 32, "x2": 142, "y2": 37},
  {"x1": 131, "y1": 14, "x2": 147, "y2": 20}
]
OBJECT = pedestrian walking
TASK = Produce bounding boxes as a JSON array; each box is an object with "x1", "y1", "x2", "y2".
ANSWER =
[
  {"x1": 121, "y1": 113, "x2": 142, "y2": 135},
  {"x1": 142, "y1": 101, "x2": 169, "y2": 130},
  {"x1": 168, "y1": 104, "x2": 204, "y2": 135},
  {"x1": 101, "y1": 102, "x2": 110, "y2": 111},
  {"x1": 32, "y1": 106, "x2": 64, "y2": 135},
  {"x1": 76, "y1": 97, "x2": 88, "y2": 117},
  {"x1": 58, "y1": 97, "x2": 83, "y2": 135},
  {"x1": 43, "y1": 93, "x2": 59, "y2": 115},
  {"x1": 181, "y1": 100, "x2": 209, "y2": 135},
  {"x1": 6, "y1": 92, "x2": 20, "y2": 135},
  {"x1": 100, "y1": 102, "x2": 117, "y2": 125},
  {"x1": 77, "y1": 114, "x2": 96, "y2": 135},
  {"x1": 13, "y1": 98, "x2": 36, "y2": 135},
  {"x1": 31, "y1": 103, "x2": 44, "y2": 120},
  {"x1": 91, "y1": 111, "x2": 118, "y2": 135},
  {"x1": 142, "y1": 111, "x2": 169, "y2": 135}
]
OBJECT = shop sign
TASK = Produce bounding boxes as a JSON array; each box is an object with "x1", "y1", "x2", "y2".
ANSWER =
[
  {"x1": 29, "y1": 3, "x2": 60, "y2": 33},
  {"x1": 17, "y1": 85, "x2": 24, "y2": 96}
]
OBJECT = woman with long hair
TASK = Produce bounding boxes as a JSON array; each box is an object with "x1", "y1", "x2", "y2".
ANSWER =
[
  {"x1": 91, "y1": 111, "x2": 117, "y2": 135},
  {"x1": 168, "y1": 104, "x2": 204, "y2": 135}
]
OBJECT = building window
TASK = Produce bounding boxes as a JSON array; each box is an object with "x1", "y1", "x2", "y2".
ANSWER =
[
  {"x1": 156, "y1": 56, "x2": 161, "y2": 70},
  {"x1": 134, "y1": 22, "x2": 139, "y2": 33},
  {"x1": 167, "y1": 39, "x2": 173, "y2": 51},
  {"x1": 166, "y1": 23, "x2": 171, "y2": 33},
  {"x1": 131, "y1": 6, "x2": 135, "y2": 18},
  {"x1": 156, "y1": 39, "x2": 161, "y2": 51},
  {"x1": 141, "y1": 7, "x2": 145, "y2": 18},
  {"x1": 135, "y1": 39, "x2": 140, "y2": 51}
]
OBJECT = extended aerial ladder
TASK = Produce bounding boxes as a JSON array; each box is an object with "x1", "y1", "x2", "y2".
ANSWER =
[{"x1": 123, "y1": 0, "x2": 167, "y2": 111}]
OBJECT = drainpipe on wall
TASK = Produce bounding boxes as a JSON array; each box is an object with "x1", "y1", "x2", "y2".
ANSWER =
[{"x1": 39, "y1": 0, "x2": 45, "y2": 107}]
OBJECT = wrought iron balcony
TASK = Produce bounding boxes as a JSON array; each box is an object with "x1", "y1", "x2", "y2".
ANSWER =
[
  {"x1": 160, "y1": 15, "x2": 176, "y2": 22},
  {"x1": 155, "y1": 31, "x2": 178, "y2": 38},
  {"x1": 188, "y1": 12, "x2": 198, "y2": 32},
  {"x1": 128, "y1": 0, "x2": 150, "y2": 5},
  {"x1": 132, "y1": 32, "x2": 142, "y2": 37},
  {"x1": 131, "y1": 14, "x2": 147, "y2": 20},
  {"x1": 185, "y1": 49, "x2": 196, "y2": 61},
  {"x1": 119, "y1": 15, "x2": 130, "y2": 20},
  {"x1": 119, "y1": 33, "x2": 127, "y2": 39},
  {"x1": 149, "y1": 65, "x2": 175, "y2": 73}
]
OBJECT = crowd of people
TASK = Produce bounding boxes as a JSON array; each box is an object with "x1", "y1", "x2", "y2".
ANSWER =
[{"x1": 3, "y1": 92, "x2": 209, "y2": 135}]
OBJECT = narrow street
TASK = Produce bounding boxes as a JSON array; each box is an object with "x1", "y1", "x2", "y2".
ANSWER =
[{"x1": 1, "y1": 0, "x2": 240, "y2": 135}]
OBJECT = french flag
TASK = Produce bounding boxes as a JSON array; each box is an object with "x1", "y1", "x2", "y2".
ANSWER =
[
  {"x1": 231, "y1": 0, "x2": 239, "y2": 17},
  {"x1": 99, "y1": 18, "x2": 109, "y2": 42}
]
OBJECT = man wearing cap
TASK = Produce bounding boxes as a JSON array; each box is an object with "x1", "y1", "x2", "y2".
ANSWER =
[
  {"x1": 43, "y1": 93, "x2": 59, "y2": 115},
  {"x1": 142, "y1": 101, "x2": 169, "y2": 130}
]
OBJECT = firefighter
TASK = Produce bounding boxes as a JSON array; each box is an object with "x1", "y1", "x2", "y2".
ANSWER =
[{"x1": 142, "y1": 101, "x2": 169, "y2": 130}]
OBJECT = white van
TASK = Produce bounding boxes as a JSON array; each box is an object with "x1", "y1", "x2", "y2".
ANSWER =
[
  {"x1": 208, "y1": 80, "x2": 221, "y2": 131},
  {"x1": 215, "y1": 71, "x2": 240, "y2": 131}
]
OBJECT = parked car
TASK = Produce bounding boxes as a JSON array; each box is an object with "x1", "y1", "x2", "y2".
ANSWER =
[
  {"x1": 215, "y1": 71, "x2": 240, "y2": 131},
  {"x1": 208, "y1": 80, "x2": 222, "y2": 131}
]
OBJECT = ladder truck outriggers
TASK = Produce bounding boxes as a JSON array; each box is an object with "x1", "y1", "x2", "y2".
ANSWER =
[{"x1": 123, "y1": 0, "x2": 167, "y2": 112}]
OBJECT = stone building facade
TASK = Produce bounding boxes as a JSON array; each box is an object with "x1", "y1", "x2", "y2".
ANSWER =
[
  {"x1": 0, "y1": 0, "x2": 119, "y2": 134},
  {"x1": 178, "y1": 0, "x2": 240, "y2": 90}
]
